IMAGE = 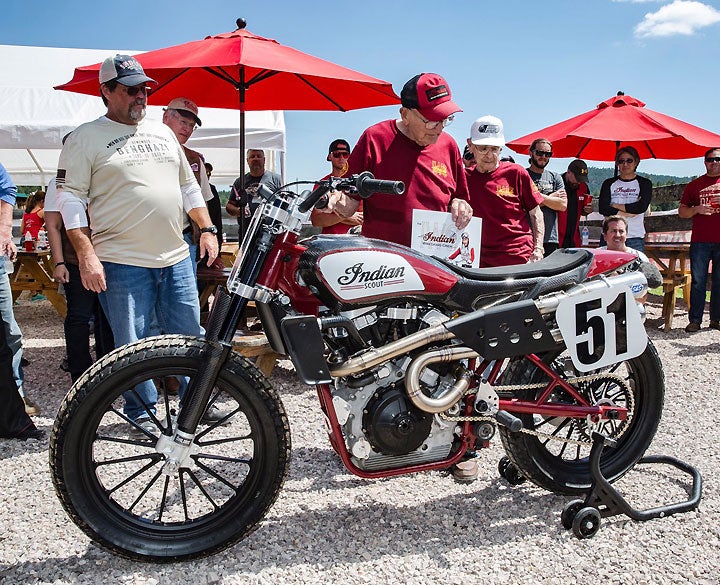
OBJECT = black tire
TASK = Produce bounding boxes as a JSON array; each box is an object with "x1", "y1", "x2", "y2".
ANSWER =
[
  {"x1": 572, "y1": 507, "x2": 601, "y2": 539},
  {"x1": 561, "y1": 499, "x2": 586, "y2": 530},
  {"x1": 49, "y1": 335, "x2": 291, "y2": 562},
  {"x1": 498, "y1": 341, "x2": 664, "y2": 495}
]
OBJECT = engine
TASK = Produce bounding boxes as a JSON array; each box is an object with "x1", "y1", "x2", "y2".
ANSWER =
[{"x1": 322, "y1": 302, "x2": 460, "y2": 471}]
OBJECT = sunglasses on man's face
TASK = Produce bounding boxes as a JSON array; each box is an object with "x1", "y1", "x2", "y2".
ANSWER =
[
  {"x1": 463, "y1": 151, "x2": 474, "y2": 161},
  {"x1": 705, "y1": 157, "x2": 720, "y2": 163},
  {"x1": 122, "y1": 85, "x2": 151, "y2": 97},
  {"x1": 617, "y1": 158, "x2": 635, "y2": 165},
  {"x1": 331, "y1": 151, "x2": 350, "y2": 159},
  {"x1": 533, "y1": 150, "x2": 553, "y2": 158}
]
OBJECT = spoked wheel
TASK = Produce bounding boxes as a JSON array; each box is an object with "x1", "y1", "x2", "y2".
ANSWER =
[
  {"x1": 498, "y1": 341, "x2": 664, "y2": 495},
  {"x1": 50, "y1": 335, "x2": 291, "y2": 562}
]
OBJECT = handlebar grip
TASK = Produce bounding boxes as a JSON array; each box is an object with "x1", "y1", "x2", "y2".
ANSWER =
[
  {"x1": 355, "y1": 171, "x2": 405, "y2": 199},
  {"x1": 256, "y1": 183, "x2": 275, "y2": 202},
  {"x1": 298, "y1": 185, "x2": 330, "y2": 213}
]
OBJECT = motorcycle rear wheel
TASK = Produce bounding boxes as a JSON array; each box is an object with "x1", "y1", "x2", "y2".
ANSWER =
[
  {"x1": 498, "y1": 340, "x2": 664, "y2": 495},
  {"x1": 49, "y1": 335, "x2": 291, "y2": 562}
]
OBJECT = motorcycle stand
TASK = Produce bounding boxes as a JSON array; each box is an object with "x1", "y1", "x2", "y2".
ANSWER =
[{"x1": 561, "y1": 431, "x2": 703, "y2": 539}]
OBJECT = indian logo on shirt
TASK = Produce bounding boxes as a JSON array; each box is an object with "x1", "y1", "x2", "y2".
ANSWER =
[
  {"x1": 496, "y1": 185, "x2": 516, "y2": 198},
  {"x1": 432, "y1": 161, "x2": 448, "y2": 178}
]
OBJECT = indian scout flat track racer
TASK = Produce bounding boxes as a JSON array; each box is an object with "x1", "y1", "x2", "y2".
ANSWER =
[{"x1": 49, "y1": 173, "x2": 664, "y2": 561}]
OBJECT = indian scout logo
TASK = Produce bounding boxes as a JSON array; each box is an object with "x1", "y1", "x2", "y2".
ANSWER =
[{"x1": 318, "y1": 251, "x2": 424, "y2": 301}]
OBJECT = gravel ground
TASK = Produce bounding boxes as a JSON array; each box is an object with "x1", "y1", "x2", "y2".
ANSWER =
[{"x1": 1, "y1": 295, "x2": 718, "y2": 585}]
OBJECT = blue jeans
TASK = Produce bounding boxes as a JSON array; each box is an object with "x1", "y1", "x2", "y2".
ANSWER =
[
  {"x1": 184, "y1": 231, "x2": 199, "y2": 281},
  {"x1": 688, "y1": 242, "x2": 720, "y2": 324},
  {"x1": 99, "y1": 257, "x2": 203, "y2": 421},
  {"x1": 0, "y1": 259, "x2": 25, "y2": 395},
  {"x1": 626, "y1": 237, "x2": 645, "y2": 253}
]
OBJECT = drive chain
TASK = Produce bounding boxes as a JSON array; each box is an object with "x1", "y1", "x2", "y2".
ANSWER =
[{"x1": 440, "y1": 372, "x2": 634, "y2": 447}]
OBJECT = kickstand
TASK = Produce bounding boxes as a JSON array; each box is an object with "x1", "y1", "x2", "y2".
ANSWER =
[{"x1": 560, "y1": 432, "x2": 703, "y2": 539}]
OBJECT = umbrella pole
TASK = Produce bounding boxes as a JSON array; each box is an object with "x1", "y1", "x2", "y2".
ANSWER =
[{"x1": 239, "y1": 67, "x2": 246, "y2": 241}]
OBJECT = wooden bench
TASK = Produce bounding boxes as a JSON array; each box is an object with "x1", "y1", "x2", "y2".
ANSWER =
[
  {"x1": 645, "y1": 231, "x2": 691, "y2": 332},
  {"x1": 232, "y1": 333, "x2": 279, "y2": 377},
  {"x1": 661, "y1": 273, "x2": 690, "y2": 332}
]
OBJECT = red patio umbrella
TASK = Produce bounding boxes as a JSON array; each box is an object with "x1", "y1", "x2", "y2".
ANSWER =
[
  {"x1": 54, "y1": 19, "x2": 400, "y2": 183},
  {"x1": 507, "y1": 92, "x2": 720, "y2": 161}
]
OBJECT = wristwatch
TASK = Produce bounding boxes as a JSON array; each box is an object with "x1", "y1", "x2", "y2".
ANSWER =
[{"x1": 199, "y1": 226, "x2": 218, "y2": 235}]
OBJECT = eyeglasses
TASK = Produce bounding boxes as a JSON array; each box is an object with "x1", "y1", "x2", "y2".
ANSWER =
[
  {"x1": 121, "y1": 85, "x2": 151, "y2": 97},
  {"x1": 331, "y1": 151, "x2": 350, "y2": 159},
  {"x1": 170, "y1": 110, "x2": 198, "y2": 131},
  {"x1": 705, "y1": 157, "x2": 720, "y2": 163},
  {"x1": 533, "y1": 150, "x2": 553, "y2": 158},
  {"x1": 411, "y1": 109, "x2": 454, "y2": 129},
  {"x1": 617, "y1": 158, "x2": 635, "y2": 165}
]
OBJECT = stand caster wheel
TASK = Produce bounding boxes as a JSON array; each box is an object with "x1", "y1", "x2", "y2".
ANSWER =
[
  {"x1": 572, "y1": 507, "x2": 601, "y2": 539},
  {"x1": 561, "y1": 499, "x2": 585, "y2": 530},
  {"x1": 498, "y1": 456, "x2": 526, "y2": 486}
]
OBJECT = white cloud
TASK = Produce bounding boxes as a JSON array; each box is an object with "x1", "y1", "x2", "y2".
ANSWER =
[{"x1": 635, "y1": 0, "x2": 720, "y2": 37}]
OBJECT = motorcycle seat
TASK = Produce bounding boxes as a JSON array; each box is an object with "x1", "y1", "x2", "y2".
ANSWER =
[
  {"x1": 433, "y1": 248, "x2": 593, "y2": 282},
  {"x1": 439, "y1": 249, "x2": 594, "y2": 311}
]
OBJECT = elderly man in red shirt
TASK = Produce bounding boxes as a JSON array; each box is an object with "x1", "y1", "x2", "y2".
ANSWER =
[
  {"x1": 465, "y1": 115, "x2": 544, "y2": 267},
  {"x1": 322, "y1": 73, "x2": 472, "y2": 244}
]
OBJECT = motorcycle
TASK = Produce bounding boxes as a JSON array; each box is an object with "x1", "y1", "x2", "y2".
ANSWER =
[{"x1": 49, "y1": 173, "x2": 664, "y2": 561}]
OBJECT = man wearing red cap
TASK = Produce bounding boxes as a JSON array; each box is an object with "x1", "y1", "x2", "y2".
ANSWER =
[{"x1": 323, "y1": 73, "x2": 472, "y2": 246}]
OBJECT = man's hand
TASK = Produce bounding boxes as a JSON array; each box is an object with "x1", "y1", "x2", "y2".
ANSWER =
[
  {"x1": 200, "y1": 232, "x2": 219, "y2": 266},
  {"x1": 225, "y1": 199, "x2": 241, "y2": 217},
  {"x1": 53, "y1": 264, "x2": 70, "y2": 284},
  {"x1": 450, "y1": 199, "x2": 473, "y2": 231},
  {"x1": 695, "y1": 204, "x2": 717, "y2": 216},
  {"x1": 324, "y1": 190, "x2": 360, "y2": 218},
  {"x1": 79, "y1": 253, "x2": 106, "y2": 293},
  {"x1": 1, "y1": 237, "x2": 16, "y2": 262},
  {"x1": 529, "y1": 246, "x2": 544, "y2": 263}
]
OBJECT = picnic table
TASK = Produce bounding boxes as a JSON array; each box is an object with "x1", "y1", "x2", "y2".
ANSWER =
[
  {"x1": 10, "y1": 249, "x2": 67, "y2": 318},
  {"x1": 645, "y1": 231, "x2": 691, "y2": 331}
]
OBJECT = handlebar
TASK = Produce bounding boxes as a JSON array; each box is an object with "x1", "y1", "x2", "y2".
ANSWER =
[{"x1": 297, "y1": 172, "x2": 405, "y2": 213}]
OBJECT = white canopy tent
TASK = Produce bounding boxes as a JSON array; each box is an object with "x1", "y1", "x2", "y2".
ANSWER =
[{"x1": 0, "y1": 44, "x2": 286, "y2": 187}]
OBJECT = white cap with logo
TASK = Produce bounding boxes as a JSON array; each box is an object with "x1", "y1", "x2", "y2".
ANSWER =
[{"x1": 470, "y1": 115, "x2": 505, "y2": 147}]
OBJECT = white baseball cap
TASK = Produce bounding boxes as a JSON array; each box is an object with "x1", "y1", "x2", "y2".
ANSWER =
[{"x1": 470, "y1": 115, "x2": 505, "y2": 147}]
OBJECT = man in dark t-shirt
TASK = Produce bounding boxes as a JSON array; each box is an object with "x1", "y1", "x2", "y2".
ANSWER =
[{"x1": 226, "y1": 149, "x2": 282, "y2": 241}]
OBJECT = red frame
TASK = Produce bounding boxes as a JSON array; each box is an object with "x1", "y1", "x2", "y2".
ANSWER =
[{"x1": 314, "y1": 353, "x2": 628, "y2": 479}]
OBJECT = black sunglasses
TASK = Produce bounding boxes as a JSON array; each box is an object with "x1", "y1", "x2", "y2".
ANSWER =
[
  {"x1": 463, "y1": 151, "x2": 474, "y2": 161},
  {"x1": 705, "y1": 157, "x2": 720, "y2": 163},
  {"x1": 617, "y1": 158, "x2": 635, "y2": 164},
  {"x1": 123, "y1": 85, "x2": 151, "y2": 97},
  {"x1": 533, "y1": 150, "x2": 553, "y2": 158}
]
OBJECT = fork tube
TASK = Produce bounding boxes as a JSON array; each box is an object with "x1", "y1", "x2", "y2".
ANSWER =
[{"x1": 176, "y1": 228, "x2": 274, "y2": 435}]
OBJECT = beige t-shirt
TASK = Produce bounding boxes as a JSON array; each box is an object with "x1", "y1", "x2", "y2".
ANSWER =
[{"x1": 57, "y1": 116, "x2": 196, "y2": 268}]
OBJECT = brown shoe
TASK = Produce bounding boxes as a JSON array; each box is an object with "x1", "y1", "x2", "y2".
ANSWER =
[
  {"x1": 162, "y1": 376, "x2": 180, "y2": 395},
  {"x1": 452, "y1": 458, "x2": 479, "y2": 483},
  {"x1": 685, "y1": 322, "x2": 701, "y2": 333},
  {"x1": 710, "y1": 321, "x2": 720, "y2": 330},
  {"x1": 23, "y1": 397, "x2": 40, "y2": 416}
]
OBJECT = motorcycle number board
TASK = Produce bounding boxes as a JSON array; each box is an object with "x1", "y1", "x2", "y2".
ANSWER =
[{"x1": 555, "y1": 286, "x2": 647, "y2": 373}]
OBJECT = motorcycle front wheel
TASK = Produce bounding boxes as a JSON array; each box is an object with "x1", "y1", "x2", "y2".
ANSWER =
[
  {"x1": 49, "y1": 335, "x2": 291, "y2": 562},
  {"x1": 498, "y1": 340, "x2": 664, "y2": 495}
]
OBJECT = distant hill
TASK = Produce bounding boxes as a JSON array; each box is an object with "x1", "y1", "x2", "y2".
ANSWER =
[{"x1": 587, "y1": 167, "x2": 695, "y2": 195}]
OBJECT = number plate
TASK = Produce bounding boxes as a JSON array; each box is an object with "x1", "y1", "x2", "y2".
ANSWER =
[{"x1": 555, "y1": 286, "x2": 647, "y2": 372}]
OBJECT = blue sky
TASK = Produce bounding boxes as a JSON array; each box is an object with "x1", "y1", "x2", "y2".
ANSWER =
[{"x1": 2, "y1": 0, "x2": 720, "y2": 186}]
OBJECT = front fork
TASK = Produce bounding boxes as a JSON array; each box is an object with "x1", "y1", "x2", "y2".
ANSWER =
[{"x1": 174, "y1": 226, "x2": 275, "y2": 438}]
